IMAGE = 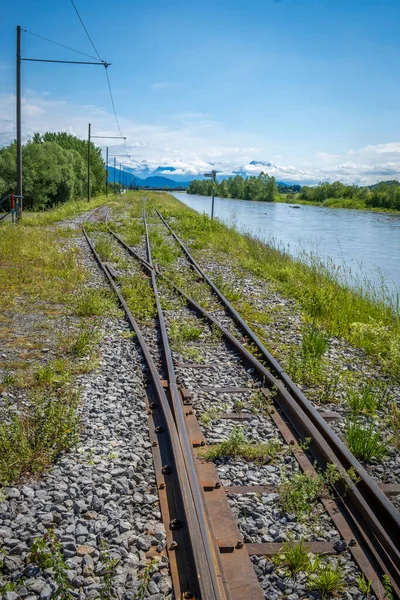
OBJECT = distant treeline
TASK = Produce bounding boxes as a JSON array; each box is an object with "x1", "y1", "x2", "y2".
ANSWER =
[
  {"x1": 299, "y1": 180, "x2": 400, "y2": 210},
  {"x1": 0, "y1": 132, "x2": 105, "y2": 210},
  {"x1": 187, "y1": 172, "x2": 279, "y2": 201}
]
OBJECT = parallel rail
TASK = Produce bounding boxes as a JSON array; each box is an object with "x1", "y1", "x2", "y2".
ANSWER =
[{"x1": 83, "y1": 203, "x2": 400, "y2": 599}]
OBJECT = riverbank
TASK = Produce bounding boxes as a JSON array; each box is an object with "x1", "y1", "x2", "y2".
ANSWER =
[{"x1": 276, "y1": 194, "x2": 400, "y2": 214}]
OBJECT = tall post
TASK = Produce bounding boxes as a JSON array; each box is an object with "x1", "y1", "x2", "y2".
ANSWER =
[
  {"x1": 87, "y1": 123, "x2": 91, "y2": 202},
  {"x1": 16, "y1": 26, "x2": 22, "y2": 204},
  {"x1": 113, "y1": 157, "x2": 116, "y2": 194},
  {"x1": 105, "y1": 146, "x2": 109, "y2": 197},
  {"x1": 119, "y1": 162, "x2": 122, "y2": 194}
]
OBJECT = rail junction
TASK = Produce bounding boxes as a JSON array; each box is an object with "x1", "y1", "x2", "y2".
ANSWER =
[{"x1": 82, "y1": 201, "x2": 400, "y2": 600}]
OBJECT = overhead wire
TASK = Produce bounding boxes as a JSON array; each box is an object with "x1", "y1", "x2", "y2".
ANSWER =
[
  {"x1": 69, "y1": 0, "x2": 130, "y2": 164},
  {"x1": 22, "y1": 29, "x2": 100, "y2": 61}
]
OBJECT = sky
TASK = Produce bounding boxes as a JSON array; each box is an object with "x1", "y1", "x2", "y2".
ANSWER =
[{"x1": 2, "y1": 0, "x2": 400, "y2": 184}]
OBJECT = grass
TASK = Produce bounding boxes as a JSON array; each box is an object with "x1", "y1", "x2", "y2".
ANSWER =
[
  {"x1": 346, "y1": 419, "x2": 391, "y2": 461},
  {"x1": 95, "y1": 237, "x2": 116, "y2": 261},
  {"x1": 169, "y1": 318, "x2": 203, "y2": 346},
  {"x1": 279, "y1": 540, "x2": 312, "y2": 576},
  {"x1": 72, "y1": 288, "x2": 117, "y2": 317},
  {"x1": 345, "y1": 382, "x2": 386, "y2": 416},
  {"x1": 202, "y1": 426, "x2": 281, "y2": 463},
  {"x1": 150, "y1": 193, "x2": 400, "y2": 381},
  {"x1": 308, "y1": 560, "x2": 346, "y2": 598},
  {"x1": 119, "y1": 273, "x2": 156, "y2": 322},
  {"x1": 279, "y1": 463, "x2": 341, "y2": 516},
  {"x1": 0, "y1": 387, "x2": 79, "y2": 485}
]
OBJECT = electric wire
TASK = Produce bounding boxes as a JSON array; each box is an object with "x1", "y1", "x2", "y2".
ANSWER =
[
  {"x1": 22, "y1": 29, "x2": 99, "y2": 61},
  {"x1": 69, "y1": 0, "x2": 103, "y2": 62},
  {"x1": 69, "y1": 0, "x2": 130, "y2": 157}
]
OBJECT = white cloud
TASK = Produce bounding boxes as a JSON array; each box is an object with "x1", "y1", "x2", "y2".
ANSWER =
[{"x1": 1, "y1": 92, "x2": 400, "y2": 184}]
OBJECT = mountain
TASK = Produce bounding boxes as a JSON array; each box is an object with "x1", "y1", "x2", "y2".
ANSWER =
[{"x1": 107, "y1": 167, "x2": 189, "y2": 189}]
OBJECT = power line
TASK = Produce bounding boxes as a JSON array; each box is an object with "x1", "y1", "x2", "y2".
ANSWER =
[
  {"x1": 70, "y1": 0, "x2": 129, "y2": 151},
  {"x1": 70, "y1": 0, "x2": 103, "y2": 62},
  {"x1": 104, "y1": 67, "x2": 124, "y2": 139},
  {"x1": 22, "y1": 28, "x2": 99, "y2": 61}
]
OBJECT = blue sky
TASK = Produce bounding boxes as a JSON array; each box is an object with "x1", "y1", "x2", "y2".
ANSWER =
[{"x1": 2, "y1": 0, "x2": 400, "y2": 183}]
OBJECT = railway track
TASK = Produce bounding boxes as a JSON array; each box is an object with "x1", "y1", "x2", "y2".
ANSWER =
[{"x1": 82, "y1": 202, "x2": 400, "y2": 600}]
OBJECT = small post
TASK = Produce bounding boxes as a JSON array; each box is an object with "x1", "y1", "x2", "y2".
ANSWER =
[
  {"x1": 211, "y1": 170, "x2": 216, "y2": 220},
  {"x1": 105, "y1": 146, "x2": 109, "y2": 197},
  {"x1": 113, "y1": 157, "x2": 116, "y2": 194},
  {"x1": 11, "y1": 193, "x2": 15, "y2": 224},
  {"x1": 87, "y1": 123, "x2": 91, "y2": 202},
  {"x1": 16, "y1": 26, "x2": 22, "y2": 203}
]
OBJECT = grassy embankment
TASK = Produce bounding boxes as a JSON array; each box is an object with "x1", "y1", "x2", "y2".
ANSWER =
[
  {"x1": 276, "y1": 194, "x2": 400, "y2": 214},
  {"x1": 0, "y1": 194, "x2": 118, "y2": 485},
  {"x1": 150, "y1": 193, "x2": 399, "y2": 381}
]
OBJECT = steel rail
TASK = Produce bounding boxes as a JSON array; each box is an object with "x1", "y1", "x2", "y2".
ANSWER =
[
  {"x1": 107, "y1": 220, "x2": 399, "y2": 597},
  {"x1": 82, "y1": 210, "x2": 224, "y2": 600},
  {"x1": 106, "y1": 211, "x2": 399, "y2": 596},
  {"x1": 154, "y1": 209, "x2": 400, "y2": 579},
  {"x1": 143, "y1": 208, "x2": 228, "y2": 600}
]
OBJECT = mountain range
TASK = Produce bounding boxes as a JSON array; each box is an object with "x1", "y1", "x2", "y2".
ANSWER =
[{"x1": 107, "y1": 160, "x2": 291, "y2": 189}]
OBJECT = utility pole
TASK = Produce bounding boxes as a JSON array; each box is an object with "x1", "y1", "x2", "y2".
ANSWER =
[
  {"x1": 119, "y1": 162, "x2": 122, "y2": 194},
  {"x1": 105, "y1": 147, "x2": 109, "y2": 197},
  {"x1": 87, "y1": 123, "x2": 91, "y2": 202},
  {"x1": 114, "y1": 157, "x2": 116, "y2": 194},
  {"x1": 15, "y1": 26, "x2": 111, "y2": 213},
  {"x1": 16, "y1": 26, "x2": 22, "y2": 204}
]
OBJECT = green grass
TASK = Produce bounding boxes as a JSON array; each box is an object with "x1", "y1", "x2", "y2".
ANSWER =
[
  {"x1": 345, "y1": 382, "x2": 387, "y2": 416},
  {"x1": 346, "y1": 419, "x2": 391, "y2": 461},
  {"x1": 308, "y1": 560, "x2": 346, "y2": 598},
  {"x1": 72, "y1": 288, "x2": 117, "y2": 317},
  {"x1": 95, "y1": 237, "x2": 116, "y2": 261},
  {"x1": 169, "y1": 318, "x2": 203, "y2": 345},
  {"x1": 150, "y1": 194, "x2": 400, "y2": 381},
  {"x1": 0, "y1": 388, "x2": 79, "y2": 485},
  {"x1": 203, "y1": 426, "x2": 281, "y2": 463},
  {"x1": 119, "y1": 273, "x2": 157, "y2": 322}
]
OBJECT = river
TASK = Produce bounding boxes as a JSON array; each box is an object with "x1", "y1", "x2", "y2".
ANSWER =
[{"x1": 172, "y1": 193, "x2": 400, "y2": 303}]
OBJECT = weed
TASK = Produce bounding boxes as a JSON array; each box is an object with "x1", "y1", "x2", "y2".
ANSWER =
[
  {"x1": 308, "y1": 560, "x2": 346, "y2": 598},
  {"x1": 120, "y1": 274, "x2": 157, "y2": 322},
  {"x1": 279, "y1": 463, "x2": 341, "y2": 516},
  {"x1": 199, "y1": 407, "x2": 221, "y2": 426},
  {"x1": 95, "y1": 237, "x2": 116, "y2": 261},
  {"x1": 346, "y1": 419, "x2": 391, "y2": 461},
  {"x1": 281, "y1": 540, "x2": 311, "y2": 576},
  {"x1": 73, "y1": 288, "x2": 116, "y2": 317},
  {"x1": 250, "y1": 389, "x2": 271, "y2": 414},
  {"x1": 28, "y1": 530, "x2": 72, "y2": 599},
  {"x1": 357, "y1": 574, "x2": 373, "y2": 596},
  {"x1": 34, "y1": 359, "x2": 71, "y2": 387},
  {"x1": 71, "y1": 321, "x2": 101, "y2": 357},
  {"x1": 169, "y1": 318, "x2": 202, "y2": 346},
  {"x1": 134, "y1": 557, "x2": 159, "y2": 600},
  {"x1": 0, "y1": 388, "x2": 79, "y2": 485},
  {"x1": 203, "y1": 426, "x2": 281, "y2": 463},
  {"x1": 233, "y1": 399, "x2": 245, "y2": 412},
  {"x1": 346, "y1": 382, "x2": 386, "y2": 416},
  {"x1": 301, "y1": 322, "x2": 330, "y2": 360},
  {"x1": 389, "y1": 402, "x2": 400, "y2": 448},
  {"x1": 99, "y1": 540, "x2": 119, "y2": 599},
  {"x1": 382, "y1": 574, "x2": 394, "y2": 600}
]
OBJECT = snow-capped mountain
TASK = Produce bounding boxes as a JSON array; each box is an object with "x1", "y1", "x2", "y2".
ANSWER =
[{"x1": 122, "y1": 159, "x2": 281, "y2": 183}]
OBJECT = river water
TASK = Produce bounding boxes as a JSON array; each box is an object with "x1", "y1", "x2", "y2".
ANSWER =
[{"x1": 173, "y1": 193, "x2": 400, "y2": 302}]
